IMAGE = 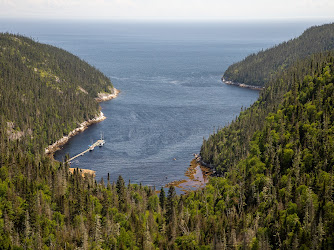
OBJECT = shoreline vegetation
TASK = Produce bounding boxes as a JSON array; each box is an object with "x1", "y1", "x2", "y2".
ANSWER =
[
  {"x1": 166, "y1": 154, "x2": 213, "y2": 193},
  {"x1": 222, "y1": 77, "x2": 264, "y2": 90},
  {"x1": 45, "y1": 88, "x2": 120, "y2": 155}
]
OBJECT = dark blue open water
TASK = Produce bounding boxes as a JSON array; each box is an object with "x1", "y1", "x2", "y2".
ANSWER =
[{"x1": 0, "y1": 20, "x2": 320, "y2": 188}]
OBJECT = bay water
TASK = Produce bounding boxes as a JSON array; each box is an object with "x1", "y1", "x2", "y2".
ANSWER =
[{"x1": 0, "y1": 20, "x2": 319, "y2": 189}]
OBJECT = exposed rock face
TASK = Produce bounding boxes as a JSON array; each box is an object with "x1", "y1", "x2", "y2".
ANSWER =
[
  {"x1": 78, "y1": 86, "x2": 88, "y2": 94},
  {"x1": 222, "y1": 77, "x2": 264, "y2": 90},
  {"x1": 6, "y1": 121, "x2": 32, "y2": 140},
  {"x1": 95, "y1": 87, "x2": 120, "y2": 102}
]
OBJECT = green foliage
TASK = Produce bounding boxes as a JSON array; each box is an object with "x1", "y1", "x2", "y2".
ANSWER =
[
  {"x1": 1, "y1": 30, "x2": 334, "y2": 249},
  {"x1": 200, "y1": 51, "x2": 334, "y2": 248},
  {"x1": 159, "y1": 187, "x2": 166, "y2": 210},
  {"x1": 224, "y1": 23, "x2": 334, "y2": 86},
  {"x1": 0, "y1": 33, "x2": 115, "y2": 154}
]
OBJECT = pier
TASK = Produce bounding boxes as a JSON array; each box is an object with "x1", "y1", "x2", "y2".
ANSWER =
[{"x1": 67, "y1": 139, "x2": 105, "y2": 163}]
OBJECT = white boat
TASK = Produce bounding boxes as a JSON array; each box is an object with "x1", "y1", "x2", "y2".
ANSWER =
[{"x1": 99, "y1": 132, "x2": 105, "y2": 147}]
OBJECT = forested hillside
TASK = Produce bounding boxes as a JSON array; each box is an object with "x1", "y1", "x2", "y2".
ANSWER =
[
  {"x1": 0, "y1": 32, "x2": 333, "y2": 249},
  {"x1": 200, "y1": 51, "x2": 334, "y2": 248},
  {"x1": 0, "y1": 33, "x2": 115, "y2": 155},
  {"x1": 223, "y1": 23, "x2": 334, "y2": 87}
]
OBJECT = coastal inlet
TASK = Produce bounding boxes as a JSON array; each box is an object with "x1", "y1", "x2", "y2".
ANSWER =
[{"x1": 51, "y1": 22, "x2": 266, "y2": 189}]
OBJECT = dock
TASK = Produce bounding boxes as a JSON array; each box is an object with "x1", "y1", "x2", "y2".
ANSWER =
[{"x1": 67, "y1": 139, "x2": 105, "y2": 163}]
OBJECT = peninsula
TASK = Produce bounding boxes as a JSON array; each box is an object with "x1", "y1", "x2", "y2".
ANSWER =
[{"x1": 223, "y1": 22, "x2": 334, "y2": 88}]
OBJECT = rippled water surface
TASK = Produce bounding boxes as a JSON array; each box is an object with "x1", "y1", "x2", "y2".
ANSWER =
[{"x1": 1, "y1": 20, "x2": 316, "y2": 187}]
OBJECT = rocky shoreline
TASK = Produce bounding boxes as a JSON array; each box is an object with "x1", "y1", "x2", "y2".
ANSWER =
[
  {"x1": 95, "y1": 88, "x2": 120, "y2": 102},
  {"x1": 165, "y1": 154, "x2": 213, "y2": 193},
  {"x1": 45, "y1": 88, "x2": 119, "y2": 155},
  {"x1": 194, "y1": 154, "x2": 216, "y2": 174},
  {"x1": 222, "y1": 77, "x2": 264, "y2": 90},
  {"x1": 45, "y1": 111, "x2": 106, "y2": 154}
]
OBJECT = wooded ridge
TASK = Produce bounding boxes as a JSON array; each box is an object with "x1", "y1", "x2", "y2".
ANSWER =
[
  {"x1": 223, "y1": 22, "x2": 334, "y2": 87},
  {"x1": 201, "y1": 51, "x2": 334, "y2": 248},
  {"x1": 0, "y1": 33, "x2": 115, "y2": 155}
]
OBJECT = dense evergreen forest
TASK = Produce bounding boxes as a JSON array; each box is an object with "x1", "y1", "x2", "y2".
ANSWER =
[
  {"x1": 0, "y1": 33, "x2": 114, "y2": 155},
  {"x1": 223, "y1": 23, "x2": 334, "y2": 87},
  {"x1": 0, "y1": 30, "x2": 334, "y2": 249},
  {"x1": 201, "y1": 51, "x2": 334, "y2": 248}
]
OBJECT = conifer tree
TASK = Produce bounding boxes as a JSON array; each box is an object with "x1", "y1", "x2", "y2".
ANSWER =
[{"x1": 159, "y1": 187, "x2": 166, "y2": 210}]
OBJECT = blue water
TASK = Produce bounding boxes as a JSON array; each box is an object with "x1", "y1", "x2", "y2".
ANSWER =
[{"x1": 0, "y1": 20, "x2": 321, "y2": 188}]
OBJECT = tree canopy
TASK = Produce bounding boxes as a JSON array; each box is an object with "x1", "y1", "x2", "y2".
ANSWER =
[
  {"x1": 223, "y1": 23, "x2": 334, "y2": 86},
  {"x1": 0, "y1": 31, "x2": 333, "y2": 249},
  {"x1": 0, "y1": 33, "x2": 114, "y2": 155}
]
